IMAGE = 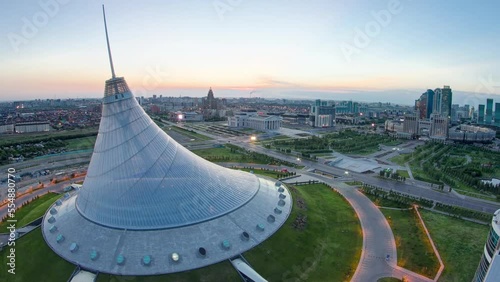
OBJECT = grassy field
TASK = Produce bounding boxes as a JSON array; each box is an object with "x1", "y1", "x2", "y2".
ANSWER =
[
  {"x1": 165, "y1": 126, "x2": 212, "y2": 141},
  {"x1": 0, "y1": 127, "x2": 98, "y2": 147},
  {"x1": 244, "y1": 183, "x2": 362, "y2": 281},
  {"x1": 396, "y1": 170, "x2": 410, "y2": 178},
  {"x1": 0, "y1": 193, "x2": 61, "y2": 231},
  {"x1": 363, "y1": 194, "x2": 410, "y2": 209},
  {"x1": 0, "y1": 229, "x2": 75, "y2": 282},
  {"x1": 377, "y1": 278, "x2": 401, "y2": 282},
  {"x1": 420, "y1": 210, "x2": 489, "y2": 282},
  {"x1": 192, "y1": 147, "x2": 269, "y2": 164},
  {"x1": 65, "y1": 136, "x2": 96, "y2": 151},
  {"x1": 380, "y1": 209, "x2": 440, "y2": 278},
  {"x1": 389, "y1": 155, "x2": 407, "y2": 166},
  {"x1": 237, "y1": 168, "x2": 286, "y2": 179}
]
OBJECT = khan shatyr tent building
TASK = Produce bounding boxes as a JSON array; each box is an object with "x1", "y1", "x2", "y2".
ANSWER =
[{"x1": 41, "y1": 6, "x2": 291, "y2": 276}]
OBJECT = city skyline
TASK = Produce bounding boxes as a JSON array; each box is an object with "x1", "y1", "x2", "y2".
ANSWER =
[{"x1": 1, "y1": 1, "x2": 500, "y2": 105}]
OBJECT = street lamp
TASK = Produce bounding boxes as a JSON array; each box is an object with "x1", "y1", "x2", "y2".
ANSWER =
[
  {"x1": 344, "y1": 171, "x2": 349, "y2": 177},
  {"x1": 250, "y1": 135, "x2": 257, "y2": 141},
  {"x1": 297, "y1": 158, "x2": 301, "y2": 162}
]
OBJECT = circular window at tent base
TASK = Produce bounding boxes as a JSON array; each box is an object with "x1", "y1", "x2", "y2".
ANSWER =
[
  {"x1": 198, "y1": 247, "x2": 207, "y2": 257},
  {"x1": 241, "y1": 231, "x2": 250, "y2": 241},
  {"x1": 267, "y1": 215, "x2": 276, "y2": 223}
]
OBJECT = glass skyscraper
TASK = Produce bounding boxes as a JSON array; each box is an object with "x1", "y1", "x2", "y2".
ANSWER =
[{"x1": 485, "y1": 98, "x2": 493, "y2": 124}]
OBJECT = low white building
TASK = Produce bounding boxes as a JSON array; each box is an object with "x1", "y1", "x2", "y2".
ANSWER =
[
  {"x1": 182, "y1": 112, "x2": 204, "y2": 122},
  {"x1": 228, "y1": 111, "x2": 282, "y2": 131},
  {"x1": 15, "y1": 122, "x2": 51, "y2": 133},
  {"x1": 0, "y1": 123, "x2": 14, "y2": 134},
  {"x1": 448, "y1": 124, "x2": 495, "y2": 142}
]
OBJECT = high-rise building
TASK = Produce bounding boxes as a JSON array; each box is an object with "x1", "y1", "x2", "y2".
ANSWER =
[
  {"x1": 495, "y1": 103, "x2": 500, "y2": 125},
  {"x1": 415, "y1": 89, "x2": 434, "y2": 119},
  {"x1": 451, "y1": 104, "x2": 460, "y2": 121},
  {"x1": 403, "y1": 113, "x2": 419, "y2": 137},
  {"x1": 310, "y1": 99, "x2": 335, "y2": 127},
  {"x1": 353, "y1": 102, "x2": 359, "y2": 114},
  {"x1": 424, "y1": 89, "x2": 434, "y2": 119},
  {"x1": 433, "y1": 86, "x2": 452, "y2": 118},
  {"x1": 464, "y1": 104, "x2": 470, "y2": 119},
  {"x1": 335, "y1": 100, "x2": 353, "y2": 114},
  {"x1": 430, "y1": 113, "x2": 448, "y2": 139},
  {"x1": 478, "y1": 104, "x2": 485, "y2": 124},
  {"x1": 486, "y1": 98, "x2": 493, "y2": 124},
  {"x1": 415, "y1": 94, "x2": 426, "y2": 119},
  {"x1": 473, "y1": 209, "x2": 500, "y2": 282}
]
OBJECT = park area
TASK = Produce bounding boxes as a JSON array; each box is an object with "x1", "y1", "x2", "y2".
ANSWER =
[
  {"x1": 0, "y1": 192, "x2": 61, "y2": 232},
  {"x1": 192, "y1": 144, "x2": 299, "y2": 167},
  {"x1": 270, "y1": 129, "x2": 401, "y2": 158},
  {"x1": 392, "y1": 142, "x2": 500, "y2": 200},
  {"x1": 370, "y1": 196, "x2": 489, "y2": 281},
  {"x1": 380, "y1": 208, "x2": 440, "y2": 278}
]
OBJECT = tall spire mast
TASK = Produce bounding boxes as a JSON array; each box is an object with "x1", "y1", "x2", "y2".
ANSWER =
[{"x1": 102, "y1": 5, "x2": 116, "y2": 79}]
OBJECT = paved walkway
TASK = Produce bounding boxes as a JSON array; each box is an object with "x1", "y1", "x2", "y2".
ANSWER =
[
  {"x1": 405, "y1": 162, "x2": 415, "y2": 180},
  {"x1": 335, "y1": 182, "x2": 432, "y2": 282},
  {"x1": 301, "y1": 173, "x2": 433, "y2": 282}
]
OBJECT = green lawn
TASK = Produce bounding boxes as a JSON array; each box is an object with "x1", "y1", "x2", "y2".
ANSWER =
[
  {"x1": 420, "y1": 210, "x2": 489, "y2": 282},
  {"x1": 0, "y1": 229, "x2": 75, "y2": 282},
  {"x1": 389, "y1": 155, "x2": 408, "y2": 166},
  {"x1": 364, "y1": 195, "x2": 410, "y2": 209},
  {"x1": 237, "y1": 168, "x2": 287, "y2": 179},
  {"x1": 410, "y1": 165, "x2": 443, "y2": 185},
  {"x1": 165, "y1": 126, "x2": 212, "y2": 141},
  {"x1": 192, "y1": 147, "x2": 269, "y2": 164},
  {"x1": 0, "y1": 127, "x2": 98, "y2": 147},
  {"x1": 396, "y1": 170, "x2": 410, "y2": 179},
  {"x1": 0, "y1": 193, "x2": 61, "y2": 232},
  {"x1": 453, "y1": 189, "x2": 499, "y2": 202},
  {"x1": 380, "y1": 209, "x2": 440, "y2": 278},
  {"x1": 377, "y1": 278, "x2": 401, "y2": 282},
  {"x1": 244, "y1": 183, "x2": 362, "y2": 281},
  {"x1": 65, "y1": 136, "x2": 96, "y2": 150}
]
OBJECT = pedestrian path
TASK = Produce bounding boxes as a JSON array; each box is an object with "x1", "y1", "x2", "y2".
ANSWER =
[{"x1": 300, "y1": 172, "x2": 435, "y2": 282}]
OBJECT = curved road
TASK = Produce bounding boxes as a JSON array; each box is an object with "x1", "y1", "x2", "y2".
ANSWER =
[{"x1": 0, "y1": 176, "x2": 84, "y2": 220}]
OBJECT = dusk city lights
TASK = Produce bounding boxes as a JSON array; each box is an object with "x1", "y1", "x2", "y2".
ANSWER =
[{"x1": 1, "y1": 1, "x2": 500, "y2": 282}]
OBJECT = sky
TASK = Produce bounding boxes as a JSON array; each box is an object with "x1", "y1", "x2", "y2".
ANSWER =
[{"x1": 1, "y1": 0, "x2": 500, "y2": 106}]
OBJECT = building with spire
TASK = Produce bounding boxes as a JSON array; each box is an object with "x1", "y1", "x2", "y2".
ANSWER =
[
  {"x1": 41, "y1": 6, "x2": 291, "y2": 276},
  {"x1": 204, "y1": 87, "x2": 218, "y2": 110}
]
